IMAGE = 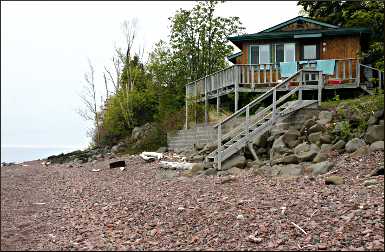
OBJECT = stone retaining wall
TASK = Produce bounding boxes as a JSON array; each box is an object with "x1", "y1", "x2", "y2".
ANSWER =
[{"x1": 167, "y1": 126, "x2": 217, "y2": 151}]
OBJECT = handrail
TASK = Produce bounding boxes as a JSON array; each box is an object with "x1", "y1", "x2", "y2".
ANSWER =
[
  {"x1": 359, "y1": 63, "x2": 383, "y2": 73},
  {"x1": 185, "y1": 65, "x2": 234, "y2": 87},
  {"x1": 213, "y1": 69, "x2": 304, "y2": 128}
]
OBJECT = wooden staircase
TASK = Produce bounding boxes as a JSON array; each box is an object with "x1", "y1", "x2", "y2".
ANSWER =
[{"x1": 205, "y1": 69, "x2": 323, "y2": 169}]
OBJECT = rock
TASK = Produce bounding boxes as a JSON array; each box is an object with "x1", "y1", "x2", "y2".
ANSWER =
[
  {"x1": 333, "y1": 140, "x2": 346, "y2": 150},
  {"x1": 320, "y1": 144, "x2": 333, "y2": 153},
  {"x1": 190, "y1": 163, "x2": 204, "y2": 175},
  {"x1": 370, "y1": 141, "x2": 384, "y2": 152},
  {"x1": 363, "y1": 179, "x2": 377, "y2": 186},
  {"x1": 249, "y1": 159, "x2": 264, "y2": 169},
  {"x1": 270, "y1": 135, "x2": 290, "y2": 161},
  {"x1": 220, "y1": 176, "x2": 237, "y2": 184},
  {"x1": 220, "y1": 155, "x2": 246, "y2": 171},
  {"x1": 278, "y1": 164, "x2": 303, "y2": 176},
  {"x1": 308, "y1": 123, "x2": 325, "y2": 134},
  {"x1": 248, "y1": 235, "x2": 263, "y2": 243},
  {"x1": 318, "y1": 111, "x2": 333, "y2": 125},
  {"x1": 380, "y1": 120, "x2": 384, "y2": 126},
  {"x1": 325, "y1": 176, "x2": 344, "y2": 185},
  {"x1": 189, "y1": 155, "x2": 204, "y2": 162},
  {"x1": 111, "y1": 142, "x2": 126, "y2": 154},
  {"x1": 374, "y1": 109, "x2": 384, "y2": 119},
  {"x1": 281, "y1": 129, "x2": 300, "y2": 148},
  {"x1": 228, "y1": 167, "x2": 243, "y2": 175},
  {"x1": 350, "y1": 145, "x2": 370, "y2": 158},
  {"x1": 345, "y1": 138, "x2": 366, "y2": 153},
  {"x1": 109, "y1": 160, "x2": 126, "y2": 169},
  {"x1": 370, "y1": 167, "x2": 384, "y2": 176},
  {"x1": 194, "y1": 143, "x2": 205, "y2": 151},
  {"x1": 294, "y1": 143, "x2": 319, "y2": 162},
  {"x1": 203, "y1": 168, "x2": 217, "y2": 176},
  {"x1": 198, "y1": 142, "x2": 217, "y2": 155},
  {"x1": 307, "y1": 161, "x2": 334, "y2": 176},
  {"x1": 256, "y1": 147, "x2": 267, "y2": 155},
  {"x1": 304, "y1": 118, "x2": 316, "y2": 129},
  {"x1": 368, "y1": 115, "x2": 378, "y2": 125},
  {"x1": 252, "y1": 131, "x2": 269, "y2": 147},
  {"x1": 156, "y1": 146, "x2": 167, "y2": 153},
  {"x1": 217, "y1": 170, "x2": 230, "y2": 177},
  {"x1": 365, "y1": 125, "x2": 384, "y2": 144},
  {"x1": 313, "y1": 152, "x2": 328, "y2": 163},
  {"x1": 252, "y1": 165, "x2": 272, "y2": 176},
  {"x1": 320, "y1": 134, "x2": 332, "y2": 144},
  {"x1": 272, "y1": 154, "x2": 298, "y2": 165},
  {"x1": 309, "y1": 132, "x2": 322, "y2": 145}
]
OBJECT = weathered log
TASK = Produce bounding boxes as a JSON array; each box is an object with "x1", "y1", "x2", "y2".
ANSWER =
[{"x1": 159, "y1": 161, "x2": 194, "y2": 170}]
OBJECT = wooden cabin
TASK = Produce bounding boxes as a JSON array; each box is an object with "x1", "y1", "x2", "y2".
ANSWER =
[{"x1": 185, "y1": 16, "x2": 383, "y2": 128}]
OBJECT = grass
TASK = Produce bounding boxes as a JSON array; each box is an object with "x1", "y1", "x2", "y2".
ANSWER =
[{"x1": 321, "y1": 93, "x2": 384, "y2": 114}]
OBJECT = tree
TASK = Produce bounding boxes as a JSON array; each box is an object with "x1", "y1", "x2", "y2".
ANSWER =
[
  {"x1": 78, "y1": 59, "x2": 101, "y2": 146},
  {"x1": 297, "y1": 0, "x2": 384, "y2": 70}
]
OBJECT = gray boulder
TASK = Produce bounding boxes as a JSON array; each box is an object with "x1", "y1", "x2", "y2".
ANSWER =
[
  {"x1": 317, "y1": 111, "x2": 333, "y2": 125},
  {"x1": 294, "y1": 143, "x2": 319, "y2": 162},
  {"x1": 374, "y1": 109, "x2": 384, "y2": 119},
  {"x1": 220, "y1": 154, "x2": 246, "y2": 171},
  {"x1": 228, "y1": 167, "x2": 243, "y2": 175},
  {"x1": 252, "y1": 131, "x2": 269, "y2": 147},
  {"x1": 320, "y1": 144, "x2": 333, "y2": 153},
  {"x1": 325, "y1": 176, "x2": 344, "y2": 185},
  {"x1": 278, "y1": 164, "x2": 304, "y2": 177},
  {"x1": 333, "y1": 140, "x2": 346, "y2": 150},
  {"x1": 304, "y1": 118, "x2": 317, "y2": 129},
  {"x1": 345, "y1": 138, "x2": 366, "y2": 153},
  {"x1": 320, "y1": 134, "x2": 333, "y2": 144},
  {"x1": 368, "y1": 115, "x2": 378, "y2": 126},
  {"x1": 370, "y1": 141, "x2": 384, "y2": 152},
  {"x1": 270, "y1": 135, "x2": 290, "y2": 161},
  {"x1": 307, "y1": 161, "x2": 334, "y2": 176},
  {"x1": 281, "y1": 129, "x2": 300, "y2": 148},
  {"x1": 309, "y1": 132, "x2": 322, "y2": 145},
  {"x1": 350, "y1": 145, "x2": 370, "y2": 158},
  {"x1": 364, "y1": 125, "x2": 384, "y2": 144},
  {"x1": 272, "y1": 154, "x2": 298, "y2": 165},
  {"x1": 313, "y1": 152, "x2": 328, "y2": 163},
  {"x1": 204, "y1": 168, "x2": 217, "y2": 176},
  {"x1": 308, "y1": 123, "x2": 325, "y2": 134}
]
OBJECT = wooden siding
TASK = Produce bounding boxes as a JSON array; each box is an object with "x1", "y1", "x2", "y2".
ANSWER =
[{"x1": 279, "y1": 22, "x2": 322, "y2": 32}]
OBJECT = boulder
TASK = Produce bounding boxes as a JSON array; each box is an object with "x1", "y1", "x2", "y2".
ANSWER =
[
  {"x1": 304, "y1": 118, "x2": 317, "y2": 129},
  {"x1": 374, "y1": 109, "x2": 384, "y2": 119},
  {"x1": 325, "y1": 176, "x2": 344, "y2": 185},
  {"x1": 111, "y1": 142, "x2": 126, "y2": 154},
  {"x1": 278, "y1": 164, "x2": 304, "y2": 177},
  {"x1": 333, "y1": 140, "x2": 346, "y2": 151},
  {"x1": 294, "y1": 143, "x2": 319, "y2": 162},
  {"x1": 350, "y1": 145, "x2": 370, "y2": 158},
  {"x1": 272, "y1": 154, "x2": 298, "y2": 165},
  {"x1": 309, "y1": 132, "x2": 322, "y2": 145},
  {"x1": 270, "y1": 135, "x2": 290, "y2": 161},
  {"x1": 220, "y1": 155, "x2": 246, "y2": 171},
  {"x1": 190, "y1": 163, "x2": 205, "y2": 175},
  {"x1": 307, "y1": 161, "x2": 334, "y2": 176},
  {"x1": 198, "y1": 142, "x2": 217, "y2": 155},
  {"x1": 252, "y1": 131, "x2": 269, "y2": 147},
  {"x1": 256, "y1": 147, "x2": 267, "y2": 155},
  {"x1": 217, "y1": 170, "x2": 230, "y2": 177},
  {"x1": 228, "y1": 167, "x2": 243, "y2": 175},
  {"x1": 281, "y1": 129, "x2": 300, "y2": 148},
  {"x1": 364, "y1": 125, "x2": 384, "y2": 144},
  {"x1": 249, "y1": 159, "x2": 264, "y2": 169},
  {"x1": 203, "y1": 168, "x2": 217, "y2": 176},
  {"x1": 345, "y1": 138, "x2": 366, "y2": 153},
  {"x1": 189, "y1": 155, "x2": 204, "y2": 162},
  {"x1": 318, "y1": 111, "x2": 333, "y2": 125},
  {"x1": 313, "y1": 152, "x2": 328, "y2": 163},
  {"x1": 320, "y1": 134, "x2": 333, "y2": 144},
  {"x1": 308, "y1": 123, "x2": 325, "y2": 134},
  {"x1": 131, "y1": 123, "x2": 153, "y2": 141},
  {"x1": 320, "y1": 144, "x2": 333, "y2": 153},
  {"x1": 370, "y1": 141, "x2": 384, "y2": 152},
  {"x1": 368, "y1": 115, "x2": 378, "y2": 126}
]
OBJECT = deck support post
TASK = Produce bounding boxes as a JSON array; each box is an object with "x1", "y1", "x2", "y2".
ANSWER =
[
  {"x1": 356, "y1": 62, "x2": 360, "y2": 87},
  {"x1": 235, "y1": 82, "x2": 239, "y2": 112},
  {"x1": 204, "y1": 79, "x2": 208, "y2": 126},
  {"x1": 247, "y1": 143, "x2": 259, "y2": 161},
  {"x1": 185, "y1": 85, "x2": 188, "y2": 129},
  {"x1": 217, "y1": 124, "x2": 222, "y2": 170},
  {"x1": 216, "y1": 89, "x2": 220, "y2": 117},
  {"x1": 378, "y1": 70, "x2": 382, "y2": 89},
  {"x1": 318, "y1": 71, "x2": 323, "y2": 106},
  {"x1": 298, "y1": 71, "x2": 303, "y2": 101},
  {"x1": 272, "y1": 88, "x2": 277, "y2": 120},
  {"x1": 195, "y1": 82, "x2": 198, "y2": 127}
]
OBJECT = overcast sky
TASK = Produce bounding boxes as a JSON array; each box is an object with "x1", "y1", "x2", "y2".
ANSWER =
[{"x1": 1, "y1": 1, "x2": 301, "y2": 150}]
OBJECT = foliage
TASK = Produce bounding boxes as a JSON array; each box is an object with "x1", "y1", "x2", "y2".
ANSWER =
[{"x1": 297, "y1": 0, "x2": 384, "y2": 70}]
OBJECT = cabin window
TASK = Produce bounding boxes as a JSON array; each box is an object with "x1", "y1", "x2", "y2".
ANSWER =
[
  {"x1": 275, "y1": 43, "x2": 295, "y2": 63},
  {"x1": 249, "y1": 46, "x2": 259, "y2": 64},
  {"x1": 303, "y1": 44, "x2": 317, "y2": 60},
  {"x1": 259, "y1": 44, "x2": 270, "y2": 65}
]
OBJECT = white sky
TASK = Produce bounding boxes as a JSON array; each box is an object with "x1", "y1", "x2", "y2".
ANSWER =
[{"x1": 1, "y1": 1, "x2": 300, "y2": 149}]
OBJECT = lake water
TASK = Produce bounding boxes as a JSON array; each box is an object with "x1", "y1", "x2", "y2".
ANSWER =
[{"x1": 1, "y1": 146, "x2": 81, "y2": 163}]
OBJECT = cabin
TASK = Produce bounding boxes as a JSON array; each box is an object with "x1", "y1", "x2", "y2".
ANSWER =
[
  {"x1": 174, "y1": 16, "x2": 383, "y2": 167},
  {"x1": 185, "y1": 17, "x2": 383, "y2": 121}
]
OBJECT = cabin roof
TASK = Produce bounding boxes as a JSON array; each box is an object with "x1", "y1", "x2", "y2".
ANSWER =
[
  {"x1": 227, "y1": 51, "x2": 242, "y2": 63},
  {"x1": 227, "y1": 16, "x2": 370, "y2": 49}
]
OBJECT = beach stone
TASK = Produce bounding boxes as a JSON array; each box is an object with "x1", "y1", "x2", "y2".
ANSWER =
[
  {"x1": 228, "y1": 167, "x2": 243, "y2": 175},
  {"x1": 318, "y1": 111, "x2": 333, "y2": 125},
  {"x1": 350, "y1": 145, "x2": 370, "y2": 158},
  {"x1": 365, "y1": 125, "x2": 384, "y2": 144},
  {"x1": 308, "y1": 123, "x2": 325, "y2": 134},
  {"x1": 307, "y1": 161, "x2": 334, "y2": 176},
  {"x1": 252, "y1": 131, "x2": 269, "y2": 147},
  {"x1": 320, "y1": 144, "x2": 333, "y2": 153},
  {"x1": 374, "y1": 109, "x2": 384, "y2": 119},
  {"x1": 309, "y1": 132, "x2": 322, "y2": 145},
  {"x1": 282, "y1": 129, "x2": 300, "y2": 148},
  {"x1": 325, "y1": 176, "x2": 344, "y2": 185},
  {"x1": 190, "y1": 163, "x2": 205, "y2": 175},
  {"x1": 370, "y1": 141, "x2": 384, "y2": 152},
  {"x1": 320, "y1": 134, "x2": 332, "y2": 144},
  {"x1": 333, "y1": 140, "x2": 346, "y2": 151},
  {"x1": 220, "y1": 155, "x2": 246, "y2": 171},
  {"x1": 313, "y1": 152, "x2": 328, "y2": 163},
  {"x1": 345, "y1": 138, "x2": 366, "y2": 153},
  {"x1": 272, "y1": 154, "x2": 298, "y2": 165},
  {"x1": 368, "y1": 115, "x2": 378, "y2": 125},
  {"x1": 203, "y1": 168, "x2": 217, "y2": 176},
  {"x1": 363, "y1": 179, "x2": 378, "y2": 187},
  {"x1": 294, "y1": 143, "x2": 319, "y2": 162},
  {"x1": 304, "y1": 118, "x2": 316, "y2": 129},
  {"x1": 278, "y1": 164, "x2": 303, "y2": 177},
  {"x1": 270, "y1": 135, "x2": 290, "y2": 161}
]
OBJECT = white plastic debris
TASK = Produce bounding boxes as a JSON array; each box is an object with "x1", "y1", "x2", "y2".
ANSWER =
[
  {"x1": 91, "y1": 169, "x2": 101, "y2": 172},
  {"x1": 119, "y1": 167, "x2": 125, "y2": 171}
]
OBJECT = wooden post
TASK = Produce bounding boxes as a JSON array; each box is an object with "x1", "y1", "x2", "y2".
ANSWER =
[
  {"x1": 335, "y1": 61, "x2": 339, "y2": 80},
  {"x1": 235, "y1": 82, "x2": 239, "y2": 112},
  {"x1": 298, "y1": 71, "x2": 303, "y2": 101},
  {"x1": 217, "y1": 124, "x2": 222, "y2": 170},
  {"x1": 349, "y1": 60, "x2": 352, "y2": 80},
  {"x1": 318, "y1": 71, "x2": 323, "y2": 106},
  {"x1": 356, "y1": 62, "x2": 360, "y2": 87},
  {"x1": 185, "y1": 85, "x2": 188, "y2": 129},
  {"x1": 246, "y1": 104, "x2": 250, "y2": 138},
  {"x1": 251, "y1": 65, "x2": 255, "y2": 89},
  {"x1": 272, "y1": 88, "x2": 277, "y2": 120},
  {"x1": 204, "y1": 78, "x2": 208, "y2": 126}
]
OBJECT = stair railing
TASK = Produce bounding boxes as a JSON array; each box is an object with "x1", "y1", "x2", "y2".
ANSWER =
[{"x1": 359, "y1": 64, "x2": 384, "y2": 90}]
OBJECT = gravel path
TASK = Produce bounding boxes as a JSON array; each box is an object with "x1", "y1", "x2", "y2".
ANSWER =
[{"x1": 1, "y1": 152, "x2": 384, "y2": 251}]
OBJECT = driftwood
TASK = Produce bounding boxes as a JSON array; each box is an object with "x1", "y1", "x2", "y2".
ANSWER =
[
  {"x1": 140, "y1": 152, "x2": 163, "y2": 162},
  {"x1": 159, "y1": 161, "x2": 194, "y2": 170}
]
